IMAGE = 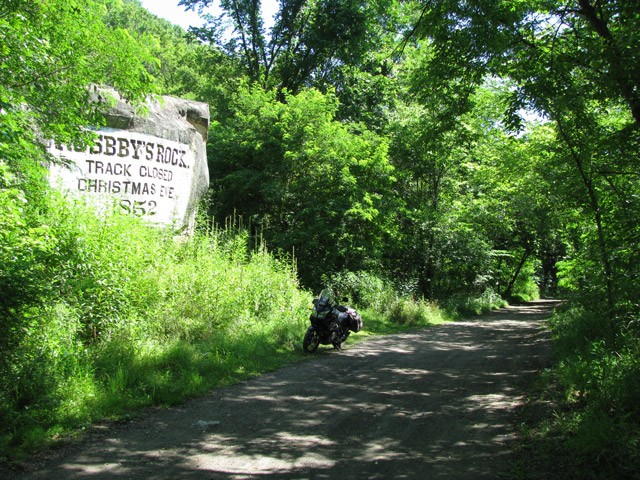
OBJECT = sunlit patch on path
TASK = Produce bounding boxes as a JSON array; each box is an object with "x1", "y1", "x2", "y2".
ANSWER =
[{"x1": 15, "y1": 300, "x2": 559, "y2": 480}]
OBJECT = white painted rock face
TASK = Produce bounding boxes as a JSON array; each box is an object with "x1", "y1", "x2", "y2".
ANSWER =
[{"x1": 48, "y1": 90, "x2": 210, "y2": 231}]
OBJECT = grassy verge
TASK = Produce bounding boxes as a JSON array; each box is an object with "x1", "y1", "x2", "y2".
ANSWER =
[
  {"x1": 0, "y1": 192, "x2": 509, "y2": 465},
  {"x1": 0, "y1": 195, "x2": 310, "y2": 462},
  {"x1": 512, "y1": 304, "x2": 640, "y2": 480}
]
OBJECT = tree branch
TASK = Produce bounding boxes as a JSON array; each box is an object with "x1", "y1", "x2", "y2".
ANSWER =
[{"x1": 576, "y1": 0, "x2": 640, "y2": 125}]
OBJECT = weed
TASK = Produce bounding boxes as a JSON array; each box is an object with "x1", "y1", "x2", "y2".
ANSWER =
[{"x1": 515, "y1": 307, "x2": 640, "y2": 479}]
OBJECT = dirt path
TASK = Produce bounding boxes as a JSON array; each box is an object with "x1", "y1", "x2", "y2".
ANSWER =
[{"x1": 11, "y1": 300, "x2": 558, "y2": 479}]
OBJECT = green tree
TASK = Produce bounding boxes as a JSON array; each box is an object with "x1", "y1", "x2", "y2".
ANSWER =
[
  {"x1": 383, "y1": 43, "x2": 495, "y2": 300},
  {"x1": 0, "y1": 0, "x2": 157, "y2": 399},
  {"x1": 208, "y1": 84, "x2": 397, "y2": 287},
  {"x1": 406, "y1": 0, "x2": 639, "y2": 313},
  {"x1": 461, "y1": 87, "x2": 566, "y2": 300},
  {"x1": 386, "y1": 100, "x2": 481, "y2": 298},
  {"x1": 103, "y1": 0, "x2": 243, "y2": 104},
  {"x1": 1, "y1": 0, "x2": 156, "y2": 143},
  {"x1": 181, "y1": 0, "x2": 401, "y2": 97}
]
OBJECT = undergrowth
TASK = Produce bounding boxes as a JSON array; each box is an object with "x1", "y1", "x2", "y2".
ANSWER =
[
  {"x1": 0, "y1": 191, "x2": 508, "y2": 463},
  {"x1": 0, "y1": 194, "x2": 311, "y2": 461},
  {"x1": 514, "y1": 304, "x2": 640, "y2": 480}
]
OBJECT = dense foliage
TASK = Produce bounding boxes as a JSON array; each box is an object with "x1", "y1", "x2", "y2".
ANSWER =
[
  {"x1": 0, "y1": 194, "x2": 313, "y2": 454},
  {"x1": 1, "y1": 0, "x2": 638, "y2": 476}
]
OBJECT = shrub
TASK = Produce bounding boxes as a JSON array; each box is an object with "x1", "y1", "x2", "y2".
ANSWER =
[
  {"x1": 545, "y1": 307, "x2": 640, "y2": 477},
  {"x1": 0, "y1": 190, "x2": 310, "y2": 457},
  {"x1": 445, "y1": 288, "x2": 507, "y2": 316},
  {"x1": 386, "y1": 296, "x2": 447, "y2": 327},
  {"x1": 325, "y1": 270, "x2": 395, "y2": 309}
]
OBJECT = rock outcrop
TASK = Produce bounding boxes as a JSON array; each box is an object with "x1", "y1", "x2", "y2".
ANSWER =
[{"x1": 48, "y1": 88, "x2": 210, "y2": 231}]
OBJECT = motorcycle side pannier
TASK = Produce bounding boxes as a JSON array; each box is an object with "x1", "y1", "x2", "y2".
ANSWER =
[{"x1": 346, "y1": 308, "x2": 363, "y2": 332}]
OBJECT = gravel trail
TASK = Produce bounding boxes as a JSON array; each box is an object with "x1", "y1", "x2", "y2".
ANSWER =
[{"x1": 10, "y1": 300, "x2": 558, "y2": 479}]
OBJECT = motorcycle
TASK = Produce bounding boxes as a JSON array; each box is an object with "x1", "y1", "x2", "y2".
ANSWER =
[{"x1": 303, "y1": 288, "x2": 363, "y2": 353}]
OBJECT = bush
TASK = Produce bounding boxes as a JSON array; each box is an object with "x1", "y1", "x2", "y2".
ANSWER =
[
  {"x1": 543, "y1": 307, "x2": 640, "y2": 478},
  {"x1": 325, "y1": 270, "x2": 395, "y2": 309},
  {"x1": 386, "y1": 296, "x2": 448, "y2": 327},
  {"x1": 0, "y1": 191, "x2": 310, "y2": 457},
  {"x1": 445, "y1": 288, "x2": 507, "y2": 316},
  {"x1": 323, "y1": 270, "x2": 455, "y2": 331}
]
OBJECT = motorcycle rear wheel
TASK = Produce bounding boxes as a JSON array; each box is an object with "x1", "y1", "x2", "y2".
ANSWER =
[{"x1": 303, "y1": 328, "x2": 320, "y2": 353}]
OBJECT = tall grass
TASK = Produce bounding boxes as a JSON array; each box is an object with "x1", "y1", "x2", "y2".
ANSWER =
[
  {"x1": 1, "y1": 191, "x2": 512, "y2": 461},
  {"x1": 0, "y1": 193, "x2": 310, "y2": 458},
  {"x1": 515, "y1": 304, "x2": 640, "y2": 479},
  {"x1": 325, "y1": 270, "x2": 503, "y2": 334}
]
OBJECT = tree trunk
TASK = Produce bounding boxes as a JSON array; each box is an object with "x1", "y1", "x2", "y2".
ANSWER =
[
  {"x1": 503, "y1": 248, "x2": 531, "y2": 299},
  {"x1": 556, "y1": 118, "x2": 615, "y2": 314}
]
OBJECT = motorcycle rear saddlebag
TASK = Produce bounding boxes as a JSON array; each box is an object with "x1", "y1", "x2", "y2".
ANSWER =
[{"x1": 346, "y1": 308, "x2": 363, "y2": 332}]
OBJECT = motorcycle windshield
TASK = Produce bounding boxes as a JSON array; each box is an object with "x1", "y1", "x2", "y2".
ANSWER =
[
  {"x1": 315, "y1": 288, "x2": 335, "y2": 319},
  {"x1": 318, "y1": 288, "x2": 335, "y2": 304}
]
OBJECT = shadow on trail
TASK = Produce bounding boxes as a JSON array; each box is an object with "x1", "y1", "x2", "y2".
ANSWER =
[{"x1": 18, "y1": 300, "x2": 559, "y2": 480}]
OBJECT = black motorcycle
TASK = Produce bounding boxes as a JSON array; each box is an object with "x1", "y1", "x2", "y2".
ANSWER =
[{"x1": 303, "y1": 289, "x2": 363, "y2": 353}]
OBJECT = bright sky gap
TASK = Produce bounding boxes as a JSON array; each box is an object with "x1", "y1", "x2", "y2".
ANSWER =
[{"x1": 139, "y1": 0, "x2": 278, "y2": 31}]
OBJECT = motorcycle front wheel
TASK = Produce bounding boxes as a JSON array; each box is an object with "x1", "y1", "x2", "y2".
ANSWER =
[{"x1": 303, "y1": 327, "x2": 320, "y2": 353}]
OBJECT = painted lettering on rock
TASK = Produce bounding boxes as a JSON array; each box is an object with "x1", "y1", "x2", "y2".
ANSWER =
[{"x1": 47, "y1": 130, "x2": 195, "y2": 226}]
